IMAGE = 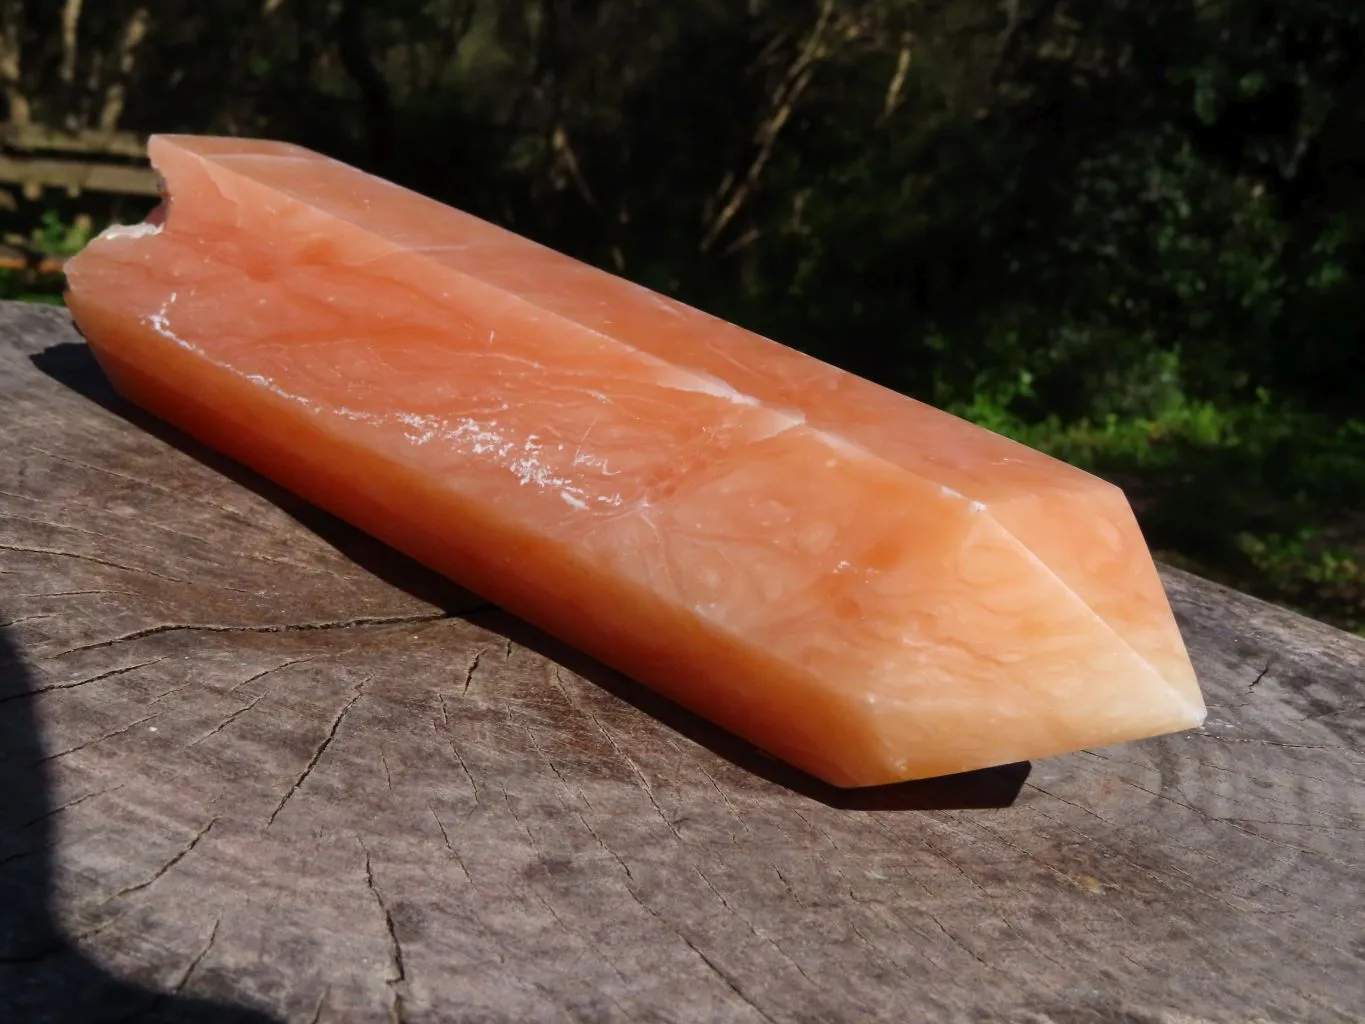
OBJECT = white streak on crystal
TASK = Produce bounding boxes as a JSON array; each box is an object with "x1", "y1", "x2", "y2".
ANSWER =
[
  {"x1": 142, "y1": 293, "x2": 622, "y2": 511},
  {"x1": 573, "y1": 451, "x2": 620, "y2": 475},
  {"x1": 334, "y1": 405, "x2": 376, "y2": 422},
  {"x1": 99, "y1": 221, "x2": 162, "y2": 242},
  {"x1": 940, "y1": 483, "x2": 986, "y2": 512},
  {"x1": 660, "y1": 369, "x2": 760, "y2": 405},
  {"x1": 743, "y1": 408, "x2": 806, "y2": 443},
  {"x1": 144, "y1": 292, "x2": 200, "y2": 353}
]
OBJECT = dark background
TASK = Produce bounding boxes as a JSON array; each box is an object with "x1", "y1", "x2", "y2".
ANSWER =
[{"x1": 2, "y1": 0, "x2": 1362, "y2": 631}]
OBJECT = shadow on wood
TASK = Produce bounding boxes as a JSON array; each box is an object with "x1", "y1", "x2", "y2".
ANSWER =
[
  {"x1": 30, "y1": 340, "x2": 488, "y2": 617},
  {"x1": 0, "y1": 627, "x2": 283, "y2": 1023},
  {"x1": 471, "y1": 607, "x2": 1032, "y2": 810},
  {"x1": 30, "y1": 338, "x2": 1030, "y2": 812}
]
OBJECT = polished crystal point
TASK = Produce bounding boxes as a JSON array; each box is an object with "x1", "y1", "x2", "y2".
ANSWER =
[{"x1": 65, "y1": 136, "x2": 1205, "y2": 787}]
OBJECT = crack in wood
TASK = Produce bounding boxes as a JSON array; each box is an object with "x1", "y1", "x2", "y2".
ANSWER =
[
  {"x1": 0, "y1": 510, "x2": 194, "y2": 573},
  {"x1": 0, "y1": 612, "x2": 53, "y2": 629},
  {"x1": 514, "y1": 697, "x2": 639, "y2": 886},
  {"x1": 267, "y1": 686, "x2": 364, "y2": 827},
  {"x1": 58, "y1": 612, "x2": 452, "y2": 657},
  {"x1": 308, "y1": 986, "x2": 330, "y2": 1024},
  {"x1": 12, "y1": 588, "x2": 141, "y2": 600},
  {"x1": 425, "y1": 802, "x2": 473, "y2": 885},
  {"x1": 188, "y1": 691, "x2": 270, "y2": 747},
  {"x1": 575, "y1": 807, "x2": 634, "y2": 882},
  {"x1": 1248, "y1": 661, "x2": 1273, "y2": 690},
  {"x1": 1200, "y1": 735, "x2": 1345, "y2": 751},
  {"x1": 461, "y1": 646, "x2": 487, "y2": 695},
  {"x1": 17, "y1": 442, "x2": 261, "y2": 525},
  {"x1": 697, "y1": 764, "x2": 749, "y2": 833},
  {"x1": 35, "y1": 711, "x2": 163, "y2": 765},
  {"x1": 359, "y1": 840, "x2": 407, "y2": 1024},
  {"x1": 173, "y1": 917, "x2": 221, "y2": 994},
  {"x1": 563, "y1": 667, "x2": 684, "y2": 842},
  {"x1": 126, "y1": 916, "x2": 222, "y2": 1021},
  {"x1": 771, "y1": 865, "x2": 804, "y2": 909},
  {"x1": 108, "y1": 818, "x2": 220, "y2": 901},
  {"x1": 696, "y1": 864, "x2": 824, "y2": 990},
  {"x1": 535, "y1": 888, "x2": 632, "y2": 989},
  {"x1": 148, "y1": 680, "x2": 194, "y2": 705},
  {"x1": 432, "y1": 696, "x2": 482, "y2": 807},
  {"x1": 227, "y1": 655, "x2": 326, "y2": 694},
  {"x1": 630, "y1": 890, "x2": 782, "y2": 1024},
  {"x1": 16, "y1": 783, "x2": 123, "y2": 832},
  {"x1": 0, "y1": 656, "x2": 164, "y2": 705},
  {"x1": 0, "y1": 941, "x2": 67, "y2": 966},
  {"x1": 0, "y1": 847, "x2": 42, "y2": 870},
  {"x1": 0, "y1": 540, "x2": 196, "y2": 587},
  {"x1": 380, "y1": 749, "x2": 394, "y2": 795}
]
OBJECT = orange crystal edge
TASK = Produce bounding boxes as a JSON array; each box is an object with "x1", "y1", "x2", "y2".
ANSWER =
[{"x1": 63, "y1": 135, "x2": 1205, "y2": 788}]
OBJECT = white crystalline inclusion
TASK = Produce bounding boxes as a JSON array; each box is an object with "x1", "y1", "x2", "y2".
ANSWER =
[
  {"x1": 939, "y1": 483, "x2": 987, "y2": 512},
  {"x1": 662, "y1": 369, "x2": 760, "y2": 406},
  {"x1": 144, "y1": 292, "x2": 199, "y2": 353},
  {"x1": 99, "y1": 221, "x2": 162, "y2": 242}
]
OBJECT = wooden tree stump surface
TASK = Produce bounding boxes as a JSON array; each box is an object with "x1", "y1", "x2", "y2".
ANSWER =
[{"x1": 1, "y1": 301, "x2": 1362, "y2": 1023}]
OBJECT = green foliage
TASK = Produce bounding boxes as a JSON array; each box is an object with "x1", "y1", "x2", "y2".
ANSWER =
[
  {"x1": 31, "y1": 210, "x2": 94, "y2": 257},
  {"x1": 2, "y1": 0, "x2": 1361, "y2": 629},
  {"x1": 979, "y1": 395, "x2": 1365, "y2": 632},
  {"x1": 0, "y1": 270, "x2": 63, "y2": 305},
  {"x1": 0, "y1": 210, "x2": 95, "y2": 303}
]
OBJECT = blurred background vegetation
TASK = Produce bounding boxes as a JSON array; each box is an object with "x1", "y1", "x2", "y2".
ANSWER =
[{"x1": 1, "y1": 0, "x2": 1362, "y2": 631}]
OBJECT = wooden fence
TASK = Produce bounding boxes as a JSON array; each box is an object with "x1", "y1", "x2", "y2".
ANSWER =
[
  {"x1": 0, "y1": 122, "x2": 157, "y2": 274},
  {"x1": 0, "y1": 123, "x2": 158, "y2": 200}
]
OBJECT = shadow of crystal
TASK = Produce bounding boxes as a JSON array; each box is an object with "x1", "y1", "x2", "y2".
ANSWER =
[{"x1": 33, "y1": 337, "x2": 1029, "y2": 812}]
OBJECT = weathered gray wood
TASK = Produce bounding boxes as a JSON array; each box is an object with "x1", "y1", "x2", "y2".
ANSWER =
[{"x1": 1, "y1": 300, "x2": 1362, "y2": 1024}]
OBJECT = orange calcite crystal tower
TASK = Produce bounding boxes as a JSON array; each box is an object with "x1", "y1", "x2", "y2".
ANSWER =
[{"x1": 64, "y1": 136, "x2": 1205, "y2": 787}]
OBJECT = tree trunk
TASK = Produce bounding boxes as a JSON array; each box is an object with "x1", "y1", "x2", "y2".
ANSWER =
[
  {"x1": 96, "y1": 6, "x2": 150, "y2": 132},
  {"x1": 0, "y1": 0, "x2": 32, "y2": 126}
]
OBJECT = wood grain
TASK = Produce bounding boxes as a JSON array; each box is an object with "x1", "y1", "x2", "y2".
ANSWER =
[{"x1": 1, "y1": 301, "x2": 1362, "y2": 1023}]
